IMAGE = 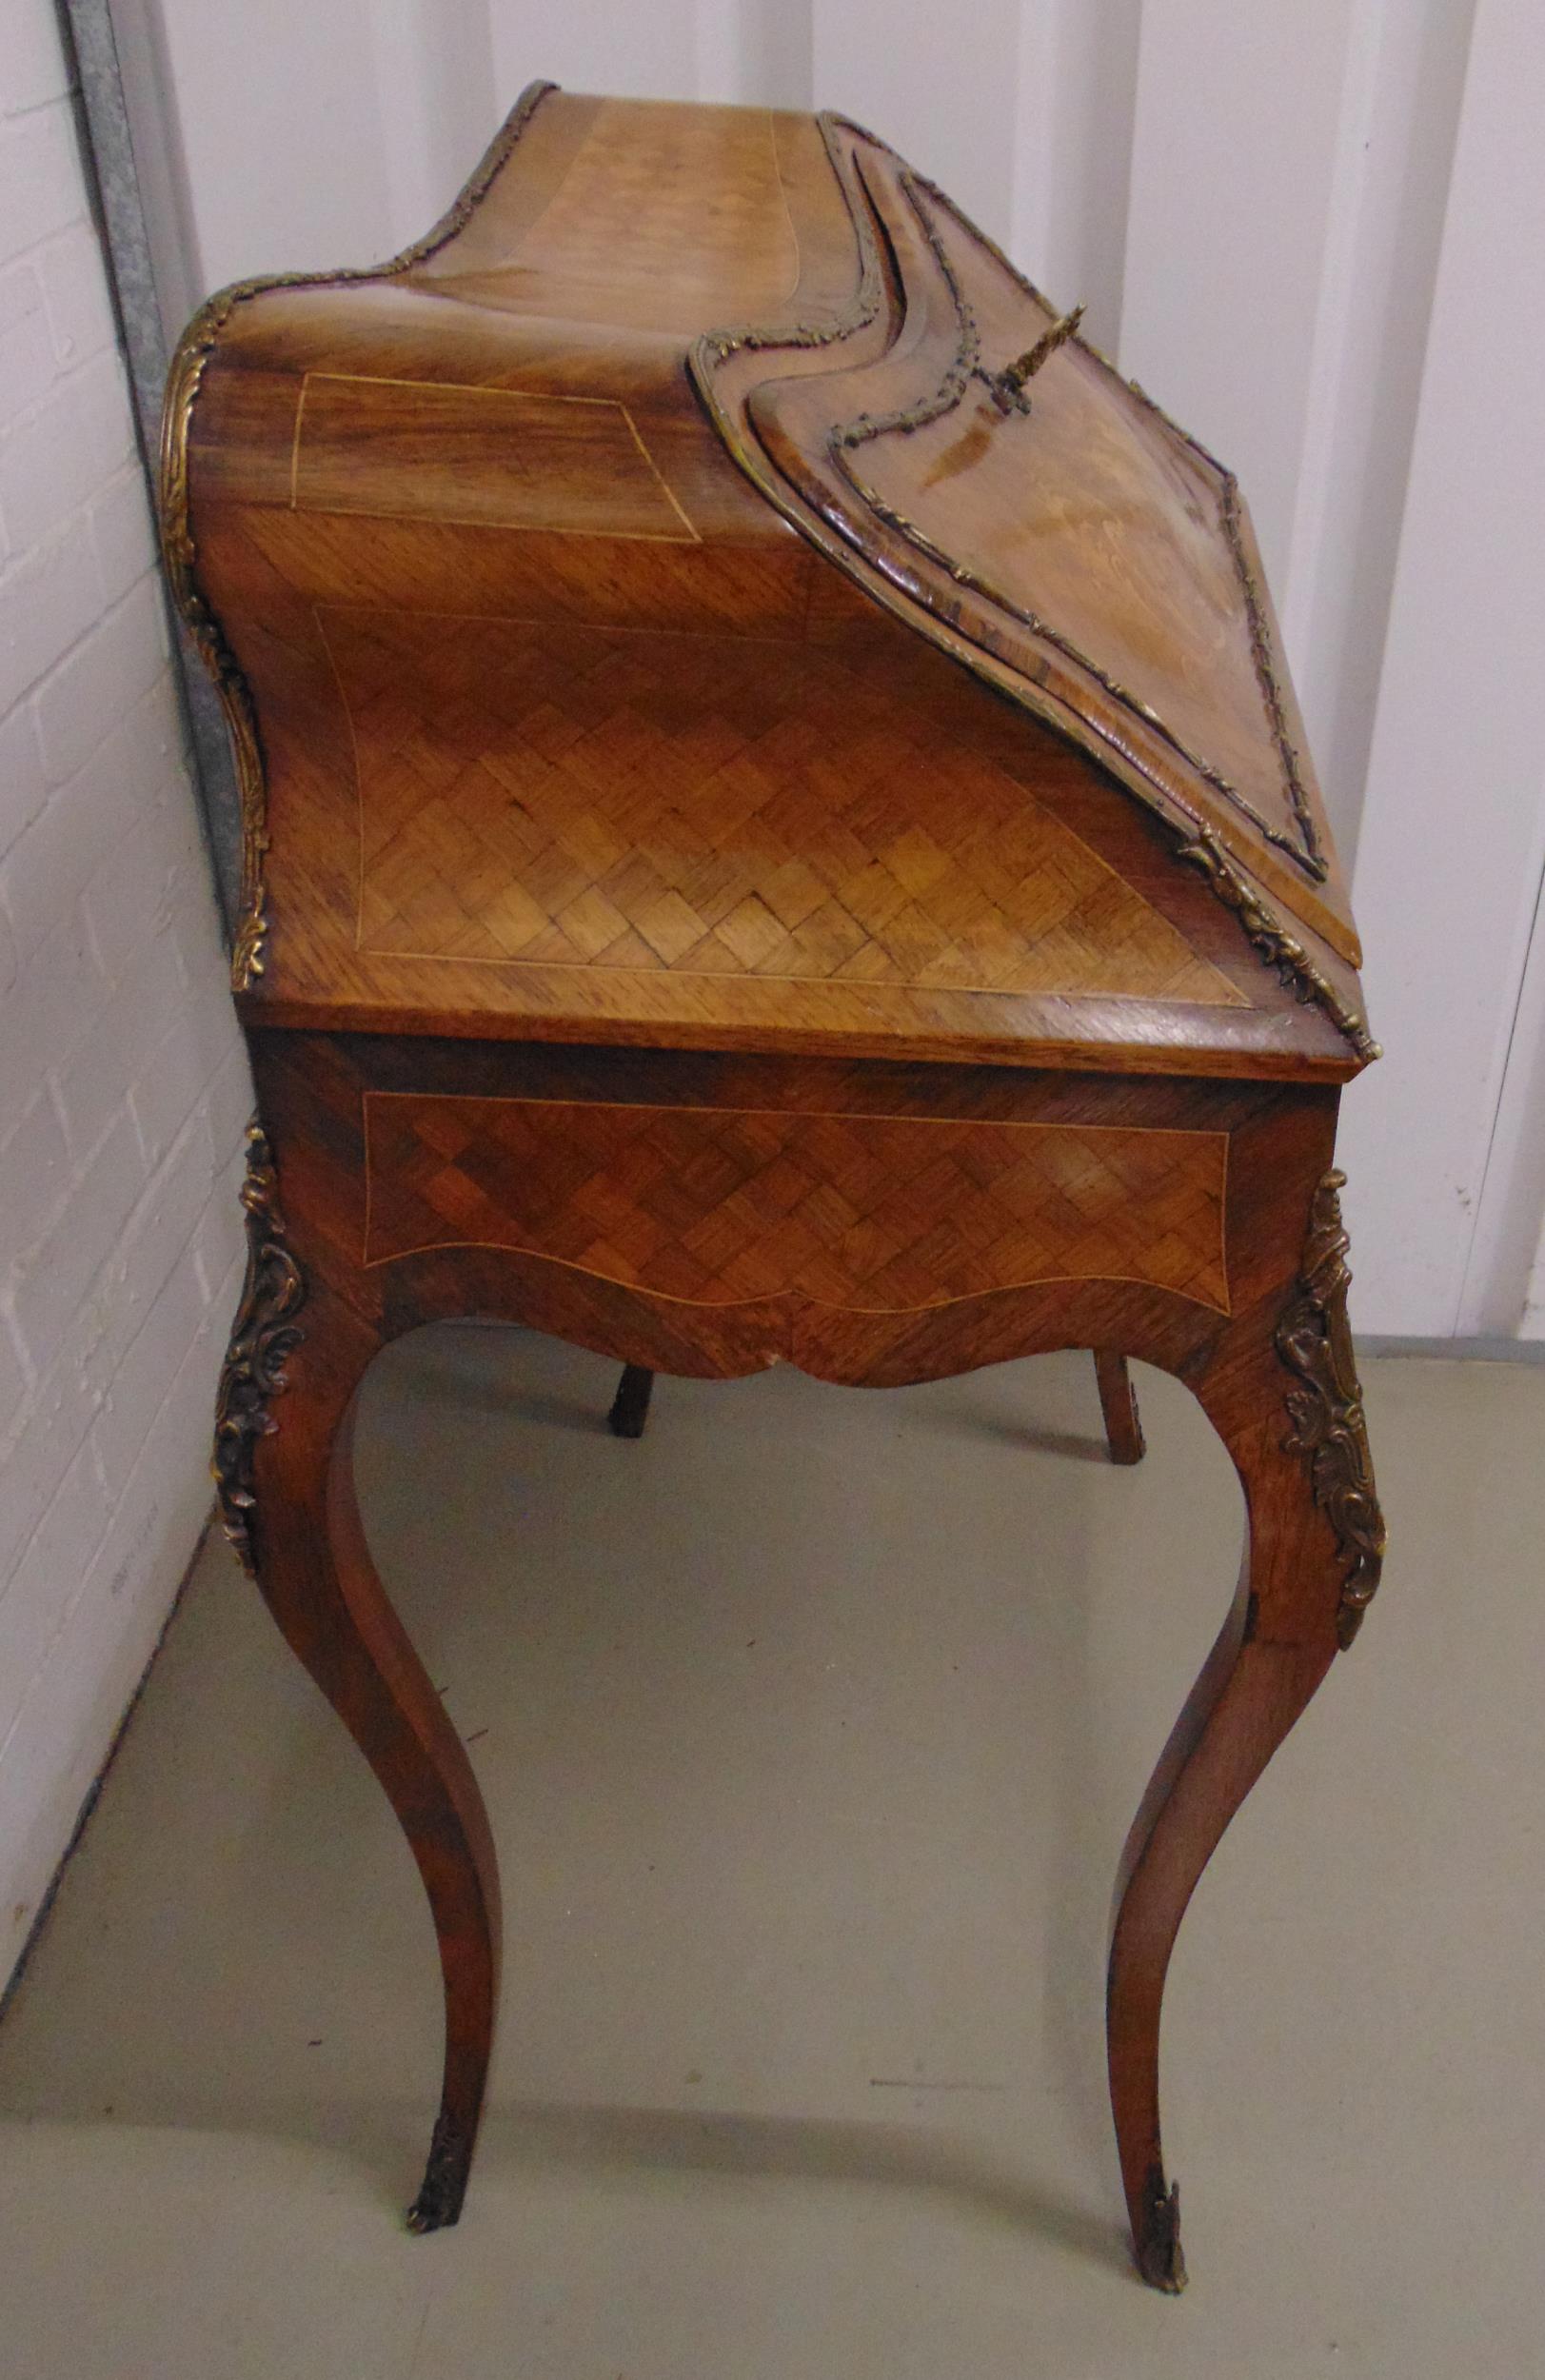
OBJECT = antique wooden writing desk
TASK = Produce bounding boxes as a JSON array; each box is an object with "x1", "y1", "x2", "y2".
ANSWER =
[{"x1": 161, "y1": 85, "x2": 1385, "y2": 2292}]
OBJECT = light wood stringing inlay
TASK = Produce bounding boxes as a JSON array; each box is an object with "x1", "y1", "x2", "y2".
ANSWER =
[
  {"x1": 363, "y1": 1093, "x2": 1232, "y2": 1314},
  {"x1": 325, "y1": 607, "x2": 1248, "y2": 1007},
  {"x1": 294, "y1": 375, "x2": 698, "y2": 541}
]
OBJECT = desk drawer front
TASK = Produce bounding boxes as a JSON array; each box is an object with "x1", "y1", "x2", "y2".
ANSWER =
[{"x1": 363, "y1": 1091, "x2": 1230, "y2": 1315}]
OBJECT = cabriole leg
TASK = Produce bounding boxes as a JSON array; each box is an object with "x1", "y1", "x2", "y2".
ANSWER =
[
  {"x1": 1106, "y1": 1173, "x2": 1384, "y2": 2291},
  {"x1": 1105, "y1": 1568, "x2": 1332, "y2": 2291},
  {"x1": 216, "y1": 1128, "x2": 502, "y2": 2232}
]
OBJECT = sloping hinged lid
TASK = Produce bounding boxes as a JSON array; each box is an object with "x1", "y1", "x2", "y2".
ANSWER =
[{"x1": 692, "y1": 113, "x2": 1365, "y2": 993}]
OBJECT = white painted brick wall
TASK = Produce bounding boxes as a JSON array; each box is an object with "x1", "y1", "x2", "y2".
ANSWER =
[{"x1": 0, "y1": 0, "x2": 250, "y2": 1985}]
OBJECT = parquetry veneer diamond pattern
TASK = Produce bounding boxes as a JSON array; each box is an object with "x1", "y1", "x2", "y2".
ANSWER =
[
  {"x1": 364, "y1": 1093, "x2": 1231, "y2": 1314},
  {"x1": 323, "y1": 608, "x2": 1244, "y2": 1006}
]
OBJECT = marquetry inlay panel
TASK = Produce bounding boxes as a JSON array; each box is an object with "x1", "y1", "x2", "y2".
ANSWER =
[
  {"x1": 295, "y1": 375, "x2": 699, "y2": 542},
  {"x1": 322, "y1": 608, "x2": 1247, "y2": 1008},
  {"x1": 363, "y1": 1092, "x2": 1232, "y2": 1314}
]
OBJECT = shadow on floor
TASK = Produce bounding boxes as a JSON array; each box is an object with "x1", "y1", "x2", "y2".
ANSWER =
[
  {"x1": 478, "y1": 2097, "x2": 1130, "y2": 2275},
  {"x1": 14, "y1": 2088, "x2": 1128, "y2": 2282}
]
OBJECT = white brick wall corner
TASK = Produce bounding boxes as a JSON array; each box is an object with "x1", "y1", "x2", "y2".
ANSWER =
[{"x1": 0, "y1": 0, "x2": 251, "y2": 1989}]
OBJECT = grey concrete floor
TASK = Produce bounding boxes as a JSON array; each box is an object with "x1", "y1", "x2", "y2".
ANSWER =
[{"x1": 0, "y1": 1332, "x2": 1540, "y2": 2378}]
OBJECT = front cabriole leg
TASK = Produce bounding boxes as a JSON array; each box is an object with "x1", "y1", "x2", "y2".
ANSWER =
[
  {"x1": 215, "y1": 1122, "x2": 502, "y2": 2233},
  {"x1": 1107, "y1": 1166, "x2": 1385, "y2": 2291}
]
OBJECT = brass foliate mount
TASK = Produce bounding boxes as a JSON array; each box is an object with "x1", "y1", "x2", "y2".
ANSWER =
[
  {"x1": 1175, "y1": 829, "x2": 1380, "y2": 1064},
  {"x1": 1276, "y1": 1168, "x2": 1387, "y2": 1648},
  {"x1": 211, "y1": 1123, "x2": 307, "y2": 1573},
  {"x1": 983, "y1": 303, "x2": 1086, "y2": 414}
]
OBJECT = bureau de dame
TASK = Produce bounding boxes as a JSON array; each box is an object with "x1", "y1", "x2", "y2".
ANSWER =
[{"x1": 162, "y1": 84, "x2": 1385, "y2": 2293}]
